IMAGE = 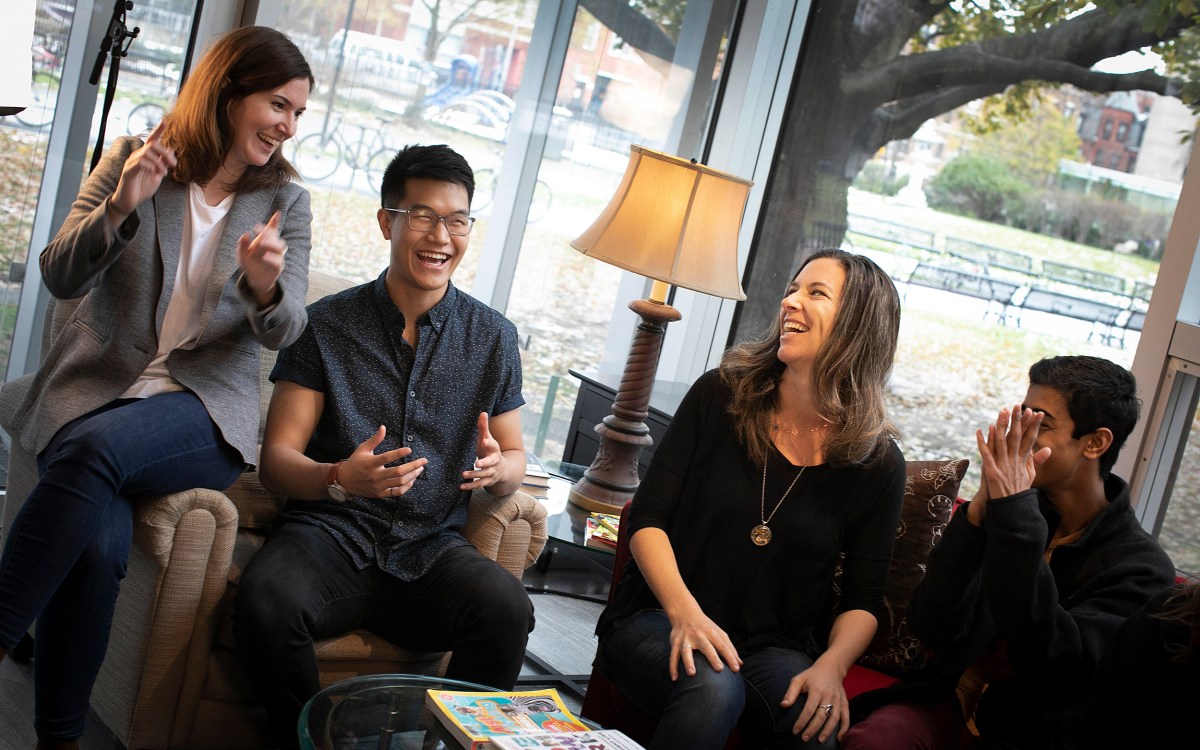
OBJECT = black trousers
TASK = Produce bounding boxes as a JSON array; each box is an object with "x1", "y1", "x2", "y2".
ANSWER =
[{"x1": 233, "y1": 521, "x2": 535, "y2": 749}]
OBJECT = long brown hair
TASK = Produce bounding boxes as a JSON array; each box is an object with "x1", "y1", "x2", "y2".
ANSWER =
[
  {"x1": 163, "y1": 26, "x2": 314, "y2": 192},
  {"x1": 1156, "y1": 580, "x2": 1200, "y2": 663},
  {"x1": 720, "y1": 249, "x2": 901, "y2": 468}
]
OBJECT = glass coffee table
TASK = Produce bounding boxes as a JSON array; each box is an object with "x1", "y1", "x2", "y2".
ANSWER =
[
  {"x1": 299, "y1": 673, "x2": 601, "y2": 750},
  {"x1": 299, "y1": 674, "x2": 500, "y2": 750}
]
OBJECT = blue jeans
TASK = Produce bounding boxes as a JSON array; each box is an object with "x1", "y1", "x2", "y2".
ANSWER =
[
  {"x1": 0, "y1": 392, "x2": 244, "y2": 741},
  {"x1": 233, "y1": 522, "x2": 536, "y2": 750},
  {"x1": 600, "y1": 610, "x2": 838, "y2": 750}
]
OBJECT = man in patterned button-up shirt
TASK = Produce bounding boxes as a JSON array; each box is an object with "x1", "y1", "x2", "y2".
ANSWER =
[{"x1": 233, "y1": 144, "x2": 534, "y2": 750}]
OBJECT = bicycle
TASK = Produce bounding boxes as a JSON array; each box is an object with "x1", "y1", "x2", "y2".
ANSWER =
[
  {"x1": 126, "y1": 100, "x2": 166, "y2": 137},
  {"x1": 472, "y1": 168, "x2": 552, "y2": 223},
  {"x1": 11, "y1": 74, "x2": 60, "y2": 130},
  {"x1": 290, "y1": 111, "x2": 396, "y2": 189}
]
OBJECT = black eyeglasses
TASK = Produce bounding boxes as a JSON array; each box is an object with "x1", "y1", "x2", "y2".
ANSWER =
[{"x1": 382, "y1": 208, "x2": 476, "y2": 236}]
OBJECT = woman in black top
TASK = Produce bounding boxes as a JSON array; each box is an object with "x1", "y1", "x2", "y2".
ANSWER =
[{"x1": 596, "y1": 249, "x2": 907, "y2": 749}]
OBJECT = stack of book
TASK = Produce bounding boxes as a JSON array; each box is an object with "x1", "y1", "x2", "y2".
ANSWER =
[
  {"x1": 584, "y1": 512, "x2": 620, "y2": 550},
  {"x1": 522, "y1": 451, "x2": 551, "y2": 493},
  {"x1": 425, "y1": 687, "x2": 645, "y2": 749}
]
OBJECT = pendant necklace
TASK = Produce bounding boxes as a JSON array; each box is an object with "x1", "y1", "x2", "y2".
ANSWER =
[
  {"x1": 752, "y1": 456, "x2": 809, "y2": 547},
  {"x1": 754, "y1": 418, "x2": 823, "y2": 545}
]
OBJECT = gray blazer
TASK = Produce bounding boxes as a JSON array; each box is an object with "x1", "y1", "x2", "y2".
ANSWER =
[{"x1": 6, "y1": 136, "x2": 311, "y2": 466}]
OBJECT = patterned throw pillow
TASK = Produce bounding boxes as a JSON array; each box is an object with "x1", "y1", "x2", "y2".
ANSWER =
[{"x1": 835, "y1": 458, "x2": 968, "y2": 676}]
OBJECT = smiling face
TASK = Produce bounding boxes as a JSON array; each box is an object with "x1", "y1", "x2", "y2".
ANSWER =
[
  {"x1": 223, "y1": 77, "x2": 309, "y2": 178},
  {"x1": 1023, "y1": 383, "x2": 1110, "y2": 493},
  {"x1": 777, "y1": 257, "x2": 846, "y2": 369},
  {"x1": 377, "y1": 177, "x2": 471, "y2": 304}
]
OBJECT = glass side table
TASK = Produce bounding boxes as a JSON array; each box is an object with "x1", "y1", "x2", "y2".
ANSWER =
[
  {"x1": 522, "y1": 459, "x2": 618, "y2": 604},
  {"x1": 299, "y1": 673, "x2": 498, "y2": 750}
]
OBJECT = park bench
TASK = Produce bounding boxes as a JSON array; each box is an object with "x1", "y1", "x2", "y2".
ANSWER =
[
  {"x1": 1132, "y1": 280, "x2": 1154, "y2": 308},
  {"x1": 1117, "y1": 309, "x2": 1146, "y2": 348},
  {"x1": 1015, "y1": 286, "x2": 1125, "y2": 344},
  {"x1": 902, "y1": 262, "x2": 1021, "y2": 322},
  {"x1": 847, "y1": 213, "x2": 939, "y2": 255},
  {"x1": 943, "y1": 236, "x2": 1036, "y2": 275},
  {"x1": 1040, "y1": 260, "x2": 1128, "y2": 298}
]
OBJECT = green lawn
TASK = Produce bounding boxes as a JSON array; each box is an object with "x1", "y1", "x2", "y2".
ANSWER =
[{"x1": 848, "y1": 187, "x2": 1160, "y2": 285}]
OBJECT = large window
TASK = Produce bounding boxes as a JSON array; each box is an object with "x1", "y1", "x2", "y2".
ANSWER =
[
  {"x1": 738, "y1": 1, "x2": 1189, "y2": 501},
  {"x1": 0, "y1": 2, "x2": 73, "y2": 380},
  {"x1": 4, "y1": 1, "x2": 1199, "y2": 572},
  {"x1": 274, "y1": 0, "x2": 737, "y2": 459},
  {"x1": 275, "y1": 0, "x2": 536, "y2": 285},
  {"x1": 1137, "y1": 356, "x2": 1200, "y2": 579},
  {"x1": 1, "y1": 0, "x2": 198, "y2": 380}
]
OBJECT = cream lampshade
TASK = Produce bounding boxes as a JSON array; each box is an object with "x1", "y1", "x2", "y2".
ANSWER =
[{"x1": 567, "y1": 145, "x2": 752, "y2": 513}]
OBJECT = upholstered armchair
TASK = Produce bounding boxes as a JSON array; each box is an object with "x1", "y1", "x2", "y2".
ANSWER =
[{"x1": 0, "y1": 270, "x2": 548, "y2": 749}]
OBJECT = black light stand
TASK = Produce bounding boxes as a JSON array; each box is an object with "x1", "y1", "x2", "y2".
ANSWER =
[{"x1": 89, "y1": 0, "x2": 140, "y2": 173}]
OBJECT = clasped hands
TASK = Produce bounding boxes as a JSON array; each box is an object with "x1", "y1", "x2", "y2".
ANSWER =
[
  {"x1": 970, "y1": 404, "x2": 1053, "y2": 523},
  {"x1": 333, "y1": 413, "x2": 505, "y2": 499}
]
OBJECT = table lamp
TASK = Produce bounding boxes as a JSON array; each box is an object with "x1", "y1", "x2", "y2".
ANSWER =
[{"x1": 567, "y1": 144, "x2": 752, "y2": 513}]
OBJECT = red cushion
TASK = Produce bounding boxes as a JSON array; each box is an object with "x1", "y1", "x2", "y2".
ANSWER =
[{"x1": 844, "y1": 664, "x2": 901, "y2": 699}]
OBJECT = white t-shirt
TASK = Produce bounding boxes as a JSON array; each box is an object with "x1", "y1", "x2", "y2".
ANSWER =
[{"x1": 121, "y1": 183, "x2": 234, "y2": 398}]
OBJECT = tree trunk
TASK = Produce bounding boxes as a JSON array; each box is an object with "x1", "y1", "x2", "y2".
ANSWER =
[{"x1": 735, "y1": 4, "x2": 870, "y2": 342}]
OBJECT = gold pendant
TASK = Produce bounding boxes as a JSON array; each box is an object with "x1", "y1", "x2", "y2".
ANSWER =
[{"x1": 751, "y1": 524, "x2": 772, "y2": 546}]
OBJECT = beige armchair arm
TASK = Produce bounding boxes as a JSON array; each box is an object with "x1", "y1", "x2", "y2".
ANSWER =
[
  {"x1": 464, "y1": 488, "x2": 548, "y2": 578},
  {"x1": 94, "y1": 488, "x2": 240, "y2": 749}
]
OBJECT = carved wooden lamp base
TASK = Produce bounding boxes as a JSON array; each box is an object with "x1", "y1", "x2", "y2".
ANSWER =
[{"x1": 568, "y1": 298, "x2": 681, "y2": 514}]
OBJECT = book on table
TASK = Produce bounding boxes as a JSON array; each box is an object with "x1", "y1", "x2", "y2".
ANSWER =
[
  {"x1": 523, "y1": 451, "x2": 551, "y2": 490},
  {"x1": 425, "y1": 687, "x2": 589, "y2": 749},
  {"x1": 491, "y1": 728, "x2": 646, "y2": 749},
  {"x1": 589, "y1": 512, "x2": 619, "y2": 537},
  {"x1": 584, "y1": 517, "x2": 617, "y2": 550}
]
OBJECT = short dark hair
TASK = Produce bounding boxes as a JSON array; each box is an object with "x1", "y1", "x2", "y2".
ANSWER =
[
  {"x1": 1028, "y1": 355, "x2": 1140, "y2": 479},
  {"x1": 380, "y1": 144, "x2": 475, "y2": 208}
]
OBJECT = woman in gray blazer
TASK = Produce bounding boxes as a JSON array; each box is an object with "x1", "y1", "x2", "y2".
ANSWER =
[{"x1": 0, "y1": 27, "x2": 313, "y2": 748}]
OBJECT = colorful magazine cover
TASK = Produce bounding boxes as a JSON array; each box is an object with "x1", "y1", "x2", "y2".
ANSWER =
[{"x1": 425, "y1": 688, "x2": 589, "y2": 749}]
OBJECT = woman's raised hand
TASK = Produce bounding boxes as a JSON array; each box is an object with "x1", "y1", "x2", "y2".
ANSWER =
[
  {"x1": 109, "y1": 121, "x2": 176, "y2": 222},
  {"x1": 237, "y1": 210, "x2": 288, "y2": 306}
]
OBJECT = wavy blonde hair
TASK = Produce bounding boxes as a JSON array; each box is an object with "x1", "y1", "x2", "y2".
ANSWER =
[
  {"x1": 163, "y1": 26, "x2": 313, "y2": 191},
  {"x1": 720, "y1": 249, "x2": 901, "y2": 468}
]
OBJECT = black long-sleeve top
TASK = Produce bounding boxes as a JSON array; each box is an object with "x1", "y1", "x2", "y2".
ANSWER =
[
  {"x1": 596, "y1": 369, "x2": 906, "y2": 655},
  {"x1": 1057, "y1": 583, "x2": 1200, "y2": 749},
  {"x1": 852, "y1": 476, "x2": 1176, "y2": 748}
]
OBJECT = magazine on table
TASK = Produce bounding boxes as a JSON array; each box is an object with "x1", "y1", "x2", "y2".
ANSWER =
[
  {"x1": 425, "y1": 687, "x2": 589, "y2": 749},
  {"x1": 491, "y1": 728, "x2": 646, "y2": 749}
]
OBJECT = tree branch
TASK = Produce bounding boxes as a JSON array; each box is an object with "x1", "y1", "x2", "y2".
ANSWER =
[
  {"x1": 849, "y1": 0, "x2": 949, "y2": 68},
  {"x1": 867, "y1": 83, "x2": 999, "y2": 145},
  {"x1": 578, "y1": 0, "x2": 676, "y2": 62},
  {"x1": 849, "y1": 4, "x2": 1190, "y2": 102}
]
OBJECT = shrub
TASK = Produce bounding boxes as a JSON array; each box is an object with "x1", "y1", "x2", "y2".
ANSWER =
[
  {"x1": 924, "y1": 153, "x2": 1026, "y2": 222},
  {"x1": 853, "y1": 160, "x2": 910, "y2": 196},
  {"x1": 1003, "y1": 187, "x2": 1171, "y2": 255}
]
